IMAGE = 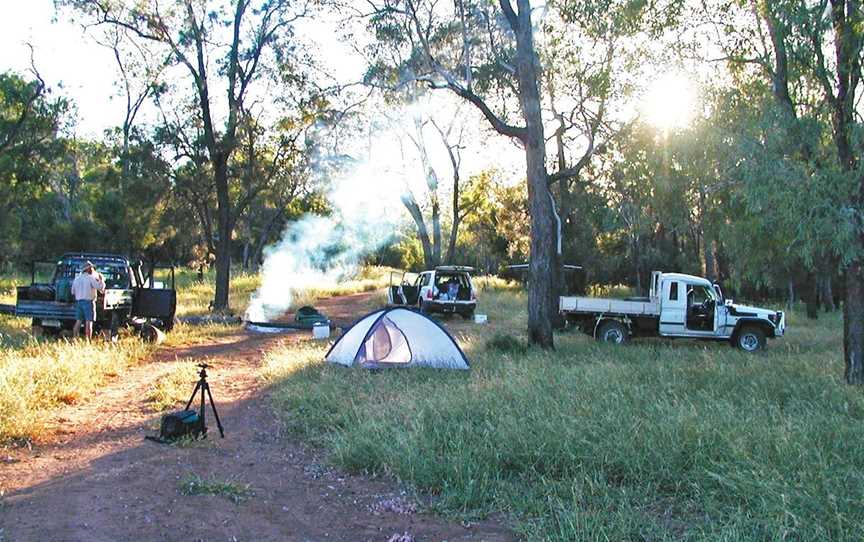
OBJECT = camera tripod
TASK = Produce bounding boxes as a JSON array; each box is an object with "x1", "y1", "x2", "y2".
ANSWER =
[{"x1": 185, "y1": 363, "x2": 225, "y2": 438}]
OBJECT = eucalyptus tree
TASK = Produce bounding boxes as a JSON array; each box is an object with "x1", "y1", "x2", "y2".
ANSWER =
[
  {"x1": 92, "y1": 27, "x2": 167, "y2": 182},
  {"x1": 64, "y1": 0, "x2": 314, "y2": 311},
  {"x1": 709, "y1": 0, "x2": 864, "y2": 382},
  {"x1": 0, "y1": 70, "x2": 70, "y2": 265},
  {"x1": 806, "y1": 0, "x2": 864, "y2": 383},
  {"x1": 361, "y1": 0, "x2": 568, "y2": 346},
  {"x1": 232, "y1": 107, "x2": 323, "y2": 270},
  {"x1": 362, "y1": 0, "x2": 681, "y2": 345},
  {"x1": 383, "y1": 90, "x2": 474, "y2": 269}
]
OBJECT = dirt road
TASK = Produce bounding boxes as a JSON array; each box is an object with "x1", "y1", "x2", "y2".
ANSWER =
[{"x1": 0, "y1": 293, "x2": 512, "y2": 541}]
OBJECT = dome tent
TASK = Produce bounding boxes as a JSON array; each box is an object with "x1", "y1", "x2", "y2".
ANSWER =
[{"x1": 325, "y1": 307, "x2": 470, "y2": 370}]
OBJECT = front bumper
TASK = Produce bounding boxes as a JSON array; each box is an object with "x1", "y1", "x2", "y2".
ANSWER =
[{"x1": 773, "y1": 311, "x2": 785, "y2": 336}]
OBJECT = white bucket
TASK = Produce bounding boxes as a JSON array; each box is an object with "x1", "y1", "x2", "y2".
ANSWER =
[
  {"x1": 312, "y1": 323, "x2": 330, "y2": 339},
  {"x1": 474, "y1": 314, "x2": 488, "y2": 324}
]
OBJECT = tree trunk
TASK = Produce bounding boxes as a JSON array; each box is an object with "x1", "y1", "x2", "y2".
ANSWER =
[
  {"x1": 402, "y1": 193, "x2": 436, "y2": 269},
  {"x1": 823, "y1": 274, "x2": 836, "y2": 311},
  {"x1": 242, "y1": 241, "x2": 251, "y2": 271},
  {"x1": 526, "y1": 145, "x2": 555, "y2": 347},
  {"x1": 444, "y1": 160, "x2": 461, "y2": 264},
  {"x1": 821, "y1": 0, "x2": 864, "y2": 383},
  {"x1": 845, "y1": 262, "x2": 864, "y2": 383},
  {"x1": 213, "y1": 158, "x2": 232, "y2": 312},
  {"x1": 552, "y1": 131, "x2": 572, "y2": 302},
  {"x1": 431, "y1": 196, "x2": 442, "y2": 264},
  {"x1": 631, "y1": 234, "x2": 643, "y2": 296},
  {"x1": 511, "y1": 0, "x2": 555, "y2": 348},
  {"x1": 806, "y1": 273, "x2": 819, "y2": 319},
  {"x1": 787, "y1": 278, "x2": 795, "y2": 311},
  {"x1": 254, "y1": 207, "x2": 286, "y2": 270},
  {"x1": 703, "y1": 237, "x2": 719, "y2": 282}
]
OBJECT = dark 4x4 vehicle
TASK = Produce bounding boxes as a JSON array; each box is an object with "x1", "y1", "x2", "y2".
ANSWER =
[
  {"x1": 387, "y1": 266, "x2": 477, "y2": 319},
  {"x1": 13, "y1": 253, "x2": 177, "y2": 338}
]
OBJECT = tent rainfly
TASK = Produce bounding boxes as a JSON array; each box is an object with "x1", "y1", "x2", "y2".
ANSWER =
[{"x1": 325, "y1": 307, "x2": 470, "y2": 369}]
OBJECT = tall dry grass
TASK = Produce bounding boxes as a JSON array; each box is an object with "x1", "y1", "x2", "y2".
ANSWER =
[
  {"x1": 0, "y1": 338, "x2": 150, "y2": 441},
  {"x1": 174, "y1": 265, "x2": 400, "y2": 317},
  {"x1": 0, "y1": 264, "x2": 402, "y2": 443}
]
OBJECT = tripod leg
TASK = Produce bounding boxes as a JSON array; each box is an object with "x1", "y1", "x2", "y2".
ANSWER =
[
  {"x1": 199, "y1": 380, "x2": 207, "y2": 437},
  {"x1": 184, "y1": 381, "x2": 201, "y2": 411},
  {"x1": 204, "y1": 383, "x2": 225, "y2": 438}
]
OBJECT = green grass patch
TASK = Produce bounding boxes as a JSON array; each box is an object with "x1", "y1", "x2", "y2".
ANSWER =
[
  {"x1": 178, "y1": 473, "x2": 253, "y2": 504},
  {"x1": 486, "y1": 333, "x2": 528, "y2": 354},
  {"x1": 267, "y1": 291, "x2": 860, "y2": 540}
]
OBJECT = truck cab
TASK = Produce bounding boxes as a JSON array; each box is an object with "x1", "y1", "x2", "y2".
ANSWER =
[{"x1": 653, "y1": 272, "x2": 785, "y2": 349}]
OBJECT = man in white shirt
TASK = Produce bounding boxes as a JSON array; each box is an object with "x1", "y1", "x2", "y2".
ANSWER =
[{"x1": 71, "y1": 261, "x2": 105, "y2": 341}]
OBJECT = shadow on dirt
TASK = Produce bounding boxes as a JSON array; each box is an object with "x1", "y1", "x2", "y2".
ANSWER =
[{"x1": 0, "y1": 331, "x2": 512, "y2": 542}]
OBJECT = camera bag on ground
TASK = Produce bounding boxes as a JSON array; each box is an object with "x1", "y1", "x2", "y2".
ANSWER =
[{"x1": 154, "y1": 409, "x2": 203, "y2": 441}]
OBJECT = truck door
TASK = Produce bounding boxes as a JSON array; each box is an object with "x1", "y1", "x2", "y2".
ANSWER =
[
  {"x1": 132, "y1": 264, "x2": 177, "y2": 329},
  {"x1": 659, "y1": 280, "x2": 686, "y2": 335}
]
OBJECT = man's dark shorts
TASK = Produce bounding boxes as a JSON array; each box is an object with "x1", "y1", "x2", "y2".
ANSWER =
[{"x1": 75, "y1": 299, "x2": 96, "y2": 322}]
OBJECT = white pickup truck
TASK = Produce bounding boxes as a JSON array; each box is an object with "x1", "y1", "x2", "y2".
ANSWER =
[{"x1": 560, "y1": 271, "x2": 785, "y2": 351}]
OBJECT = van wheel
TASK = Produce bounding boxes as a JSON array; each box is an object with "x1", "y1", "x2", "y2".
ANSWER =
[
  {"x1": 736, "y1": 326, "x2": 766, "y2": 352},
  {"x1": 597, "y1": 320, "x2": 628, "y2": 344}
]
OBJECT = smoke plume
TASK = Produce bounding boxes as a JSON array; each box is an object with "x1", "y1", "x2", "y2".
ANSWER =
[{"x1": 245, "y1": 151, "x2": 405, "y2": 322}]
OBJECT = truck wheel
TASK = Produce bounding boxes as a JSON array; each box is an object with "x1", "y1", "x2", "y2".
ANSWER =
[
  {"x1": 597, "y1": 320, "x2": 628, "y2": 344},
  {"x1": 109, "y1": 311, "x2": 122, "y2": 338},
  {"x1": 31, "y1": 320, "x2": 44, "y2": 338},
  {"x1": 165, "y1": 316, "x2": 178, "y2": 332},
  {"x1": 736, "y1": 326, "x2": 766, "y2": 352},
  {"x1": 140, "y1": 323, "x2": 166, "y2": 344},
  {"x1": 419, "y1": 300, "x2": 429, "y2": 314},
  {"x1": 461, "y1": 310, "x2": 474, "y2": 320}
]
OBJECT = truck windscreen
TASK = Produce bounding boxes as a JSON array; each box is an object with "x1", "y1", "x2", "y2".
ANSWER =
[{"x1": 54, "y1": 261, "x2": 130, "y2": 289}]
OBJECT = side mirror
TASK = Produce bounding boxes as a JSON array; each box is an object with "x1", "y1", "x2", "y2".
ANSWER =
[{"x1": 725, "y1": 299, "x2": 734, "y2": 307}]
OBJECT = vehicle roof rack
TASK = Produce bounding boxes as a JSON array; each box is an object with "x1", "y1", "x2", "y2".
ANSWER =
[
  {"x1": 505, "y1": 263, "x2": 583, "y2": 270},
  {"x1": 435, "y1": 265, "x2": 475, "y2": 272},
  {"x1": 59, "y1": 253, "x2": 130, "y2": 264}
]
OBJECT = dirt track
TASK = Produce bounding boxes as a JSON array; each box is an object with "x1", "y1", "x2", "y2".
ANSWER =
[{"x1": 0, "y1": 293, "x2": 512, "y2": 541}]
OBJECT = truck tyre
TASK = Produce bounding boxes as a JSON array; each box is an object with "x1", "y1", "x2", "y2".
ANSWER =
[
  {"x1": 736, "y1": 326, "x2": 766, "y2": 352},
  {"x1": 164, "y1": 316, "x2": 178, "y2": 332},
  {"x1": 140, "y1": 323, "x2": 166, "y2": 344},
  {"x1": 419, "y1": 300, "x2": 429, "y2": 315},
  {"x1": 461, "y1": 310, "x2": 474, "y2": 320},
  {"x1": 597, "y1": 320, "x2": 628, "y2": 344},
  {"x1": 109, "y1": 311, "x2": 122, "y2": 339},
  {"x1": 31, "y1": 319, "x2": 44, "y2": 338}
]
